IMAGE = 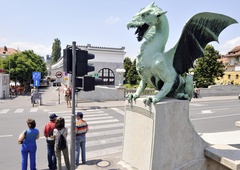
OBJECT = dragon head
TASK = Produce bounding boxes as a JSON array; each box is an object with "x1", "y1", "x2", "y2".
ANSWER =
[{"x1": 127, "y1": 2, "x2": 167, "y2": 42}]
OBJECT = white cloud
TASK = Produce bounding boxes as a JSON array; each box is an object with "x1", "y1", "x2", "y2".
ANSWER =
[
  {"x1": 8, "y1": 41, "x2": 51, "y2": 57},
  {"x1": 219, "y1": 37, "x2": 240, "y2": 54},
  {"x1": 105, "y1": 16, "x2": 120, "y2": 24}
]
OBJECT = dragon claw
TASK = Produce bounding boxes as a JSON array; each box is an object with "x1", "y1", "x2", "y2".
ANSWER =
[{"x1": 143, "y1": 97, "x2": 153, "y2": 106}]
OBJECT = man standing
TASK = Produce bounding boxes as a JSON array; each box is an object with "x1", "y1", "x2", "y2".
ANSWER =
[
  {"x1": 44, "y1": 113, "x2": 58, "y2": 170},
  {"x1": 75, "y1": 112, "x2": 88, "y2": 165}
]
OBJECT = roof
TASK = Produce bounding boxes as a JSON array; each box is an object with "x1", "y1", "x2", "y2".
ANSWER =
[
  {"x1": 0, "y1": 46, "x2": 20, "y2": 55},
  {"x1": 218, "y1": 56, "x2": 228, "y2": 64},
  {"x1": 224, "y1": 45, "x2": 240, "y2": 57}
]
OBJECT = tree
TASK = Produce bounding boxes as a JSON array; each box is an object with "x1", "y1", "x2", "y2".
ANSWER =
[
  {"x1": 2, "y1": 50, "x2": 47, "y2": 85},
  {"x1": 193, "y1": 45, "x2": 225, "y2": 88},
  {"x1": 51, "y1": 38, "x2": 61, "y2": 64},
  {"x1": 127, "y1": 59, "x2": 140, "y2": 85},
  {"x1": 123, "y1": 57, "x2": 132, "y2": 84}
]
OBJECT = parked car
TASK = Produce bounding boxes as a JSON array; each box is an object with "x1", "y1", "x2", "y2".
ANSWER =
[{"x1": 53, "y1": 81, "x2": 61, "y2": 87}]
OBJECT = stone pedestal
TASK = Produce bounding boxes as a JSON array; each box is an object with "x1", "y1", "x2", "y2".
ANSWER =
[{"x1": 120, "y1": 98, "x2": 209, "y2": 170}]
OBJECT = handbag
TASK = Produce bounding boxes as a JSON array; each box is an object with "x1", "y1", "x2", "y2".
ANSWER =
[
  {"x1": 19, "y1": 130, "x2": 27, "y2": 144},
  {"x1": 46, "y1": 129, "x2": 55, "y2": 145}
]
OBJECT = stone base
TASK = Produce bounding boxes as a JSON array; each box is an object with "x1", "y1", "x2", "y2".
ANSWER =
[{"x1": 120, "y1": 98, "x2": 209, "y2": 170}]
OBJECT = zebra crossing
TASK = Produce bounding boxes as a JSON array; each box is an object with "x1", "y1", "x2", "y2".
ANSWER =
[
  {"x1": 54, "y1": 108, "x2": 125, "y2": 159},
  {"x1": 0, "y1": 107, "x2": 48, "y2": 114}
]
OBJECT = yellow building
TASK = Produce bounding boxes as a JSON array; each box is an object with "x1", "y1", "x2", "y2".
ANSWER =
[{"x1": 216, "y1": 46, "x2": 240, "y2": 85}]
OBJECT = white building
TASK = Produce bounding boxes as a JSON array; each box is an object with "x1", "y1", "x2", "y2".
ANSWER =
[{"x1": 51, "y1": 44, "x2": 126, "y2": 86}]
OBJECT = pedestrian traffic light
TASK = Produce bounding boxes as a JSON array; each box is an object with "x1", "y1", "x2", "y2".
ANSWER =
[
  {"x1": 76, "y1": 50, "x2": 95, "y2": 77},
  {"x1": 63, "y1": 47, "x2": 72, "y2": 73}
]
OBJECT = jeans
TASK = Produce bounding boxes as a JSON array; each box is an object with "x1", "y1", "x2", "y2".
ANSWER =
[
  {"x1": 47, "y1": 143, "x2": 56, "y2": 169},
  {"x1": 21, "y1": 144, "x2": 37, "y2": 170},
  {"x1": 55, "y1": 147, "x2": 70, "y2": 170},
  {"x1": 75, "y1": 135, "x2": 86, "y2": 165}
]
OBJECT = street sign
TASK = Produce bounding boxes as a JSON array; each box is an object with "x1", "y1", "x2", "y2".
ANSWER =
[
  {"x1": 34, "y1": 79, "x2": 40, "y2": 87},
  {"x1": 32, "y1": 72, "x2": 41, "y2": 80},
  {"x1": 56, "y1": 71, "x2": 63, "y2": 78}
]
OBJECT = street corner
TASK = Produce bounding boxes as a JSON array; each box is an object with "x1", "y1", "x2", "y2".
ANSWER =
[{"x1": 76, "y1": 156, "x2": 123, "y2": 170}]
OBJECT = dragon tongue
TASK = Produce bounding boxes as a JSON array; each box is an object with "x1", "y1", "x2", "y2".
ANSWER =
[{"x1": 135, "y1": 27, "x2": 140, "y2": 35}]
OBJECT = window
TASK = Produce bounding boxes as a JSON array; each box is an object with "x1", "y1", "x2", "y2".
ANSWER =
[
  {"x1": 228, "y1": 75, "x2": 231, "y2": 79},
  {"x1": 236, "y1": 75, "x2": 239, "y2": 79},
  {"x1": 98, "y1": 68, "x2": 115, "y2": 85}
]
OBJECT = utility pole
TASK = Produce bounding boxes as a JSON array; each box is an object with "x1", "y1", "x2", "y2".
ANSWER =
[{"x1": 70, "y1": 41, "x2": 76, "y2": 170}]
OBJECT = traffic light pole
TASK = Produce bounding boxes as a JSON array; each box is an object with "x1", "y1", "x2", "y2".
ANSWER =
[{"x1": 70, "y1": 41, "x2": 76, "y2": 170}]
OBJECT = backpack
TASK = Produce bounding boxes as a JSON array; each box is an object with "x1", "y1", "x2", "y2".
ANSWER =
[
  {"x1": 46, "y1": 129, "x2": 55, "y2": 145},
  {"x1": 57, "y1": 129, "x2": 66, "y2": 150}
]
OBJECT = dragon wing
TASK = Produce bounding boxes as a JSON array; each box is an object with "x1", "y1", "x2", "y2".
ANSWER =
[{"x1": 168, "y1": 12, "x2": 237, "y2": 75}]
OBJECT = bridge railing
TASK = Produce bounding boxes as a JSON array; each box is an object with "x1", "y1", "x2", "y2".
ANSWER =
[{"x1": 124, "y1": 88, "x2": 156, "y2": 97}]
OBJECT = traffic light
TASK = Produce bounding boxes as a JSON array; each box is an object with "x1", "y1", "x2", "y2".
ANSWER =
[
  {"x1": 75, "y1": 76, "x2": 103, "y2": 91},
  {"x1": 63, "y1": 48, "x2": 72, "y2": 73},
  {"x1": 76, "y1": 50, "x2": 95, "y2": 77}
]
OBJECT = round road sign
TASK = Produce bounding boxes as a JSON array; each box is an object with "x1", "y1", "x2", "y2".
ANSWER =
[{"x1": 55, "y1": 71, "x2": 63, "y2": 78}]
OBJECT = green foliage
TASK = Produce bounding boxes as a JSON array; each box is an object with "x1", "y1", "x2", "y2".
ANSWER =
[
  {"x1": 123, "y1": 57, "x2": 132, "y2": 84},
  {"x1": 124, "y1": 57, "x2": 140, "y2": 85},
  {"x1": 193, "y1": 45, "x2": 225, "y2": 88},
  {"x1": 51, "y1": 38, "x2": 61, "y2": 64},
  {"x1": 2, "y1": 50, "x2": 47, "y2": 85}
]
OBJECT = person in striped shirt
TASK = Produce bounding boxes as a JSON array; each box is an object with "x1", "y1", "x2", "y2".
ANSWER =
[{"x1": 75, "y1": 112, "x2": 88, "y2": 165}]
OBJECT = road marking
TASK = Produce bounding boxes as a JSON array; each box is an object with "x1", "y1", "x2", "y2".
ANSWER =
[
  {"x1": 88, "y1": 119, "x2": 119, "y2": 125},
  {"x1": 85, "y1": 116, "x2": 114, "y2": 121},
  {"x1": 0, "y1": 109, "x2": 10, "y2": 114},
  {"x1": 90, "y1": 123, "x2": 124, "y2": 130},
  {"x1": 87, "y1": 129, "x2": 123, "y2": 137},
  {"x1": 14, "y1": 108, "x2": 24, "y2": 113},
  {"x1": 191, "y1": 113, "x2": 240, "y2": 121},
  {"x1": 111, "y1": 108, "x2": 125, "y2": 115},
  {"x1": 87, "y1": 146, "x2": 122, "y2": 159},
  {"x1": 87, "y1": 136, "x2": 123, "y2": 147},
  {"x1": 30, "y1": 108, "x2": 38, "y2": 112},
  {"x1": 201, "y1": 110, "x2": 213, "y2": 114},
  {"x1": 0, "y1": 135, "x2": 13, "y2": 138}
]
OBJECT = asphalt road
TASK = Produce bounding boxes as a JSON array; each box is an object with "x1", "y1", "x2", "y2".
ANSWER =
[{"x1": 189, "y1": 99, "x2": 240, "y2": 133}]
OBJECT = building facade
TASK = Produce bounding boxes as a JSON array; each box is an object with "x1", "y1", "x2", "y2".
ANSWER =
[
  {"x1": 216, "y1": 46, "x2": 240, "y2": 85},
  {"x1": 51, "y1": 44, "x2": 126, "y2": 86}
]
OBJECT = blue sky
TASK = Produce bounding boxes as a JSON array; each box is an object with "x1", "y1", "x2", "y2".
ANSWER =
[{"x1": 1, "y1": 0, "x2": 240, "y2": 60}]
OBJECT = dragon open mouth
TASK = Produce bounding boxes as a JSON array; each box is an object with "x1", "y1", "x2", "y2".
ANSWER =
[{"x1": 135, "y1": 23, "x2": 149, "y2": 41}]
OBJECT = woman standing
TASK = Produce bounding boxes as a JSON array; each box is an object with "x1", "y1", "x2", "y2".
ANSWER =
[
  {"x1": 65, "y1": 87, "x2": 71, "y2": 108},
  {"x1": 18, "y1": 119, "x2": 39, "y2": 170},
  {"x1": 54, "y1": 117, "x2": 70, "y2": 170}
]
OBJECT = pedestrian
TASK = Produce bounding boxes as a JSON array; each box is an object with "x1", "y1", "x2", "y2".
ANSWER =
[
  {"x1": 44, "y1": 113, "x2": 58, "y2": 170},
  {"x1": 64, "y1": 85, "x2": 71, "y2": 108},
  {"x1": 75, "y1": 112, "x2": 88, "y2": 165},
  {"x1": 194, "y1": 86, "x2": 200, "y2": 98},
  {"x1": 53, "y1": 117, "x2": 70, "y2": 170},
  {"x1": 18, "y1": 119, "x2": 39, "y2": 170}
]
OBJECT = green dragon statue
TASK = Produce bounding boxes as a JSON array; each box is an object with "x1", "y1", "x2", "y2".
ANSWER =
[{"x1": 126, "y1": 2, "x2": 237, "y2": 105}]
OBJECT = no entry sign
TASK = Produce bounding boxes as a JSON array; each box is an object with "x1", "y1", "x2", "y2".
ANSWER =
[{"x1": 55, "y1": 71, "x2": 63, "y2": 78}]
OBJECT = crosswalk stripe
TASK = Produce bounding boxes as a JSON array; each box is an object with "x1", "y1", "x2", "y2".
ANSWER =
[
  {"x1": 30, "y1": 108, "x2": 38, "y2": 112},
  {"x1": 111, "y1": 108, "x2": 125, "y2": 115},
  {"x1": 90, "y1": 123, "x2": 124, "y2": 130},
  {"x1": 87, "y1": 146, "x2": 122, "y2": 159},
  {"x1": 0, "y1": 109, "x2": 10, "y2": 114},
  {"x1": 85, "y1": 116, "x2": 114, "y2": 121},
  {"x1": 87, "y1": 129, "x2": 123, "y2": 137},
  {"x1": 88, "y1": 119, "x2": 119, "y2": 125},
  {"x1": 87, "y1": 136, "x2": 123, "y2": 147},
  {"x1": 14, "y1": 108, "x2": 24, "y2": 113}
]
